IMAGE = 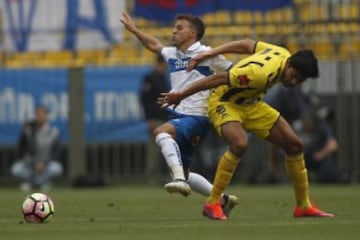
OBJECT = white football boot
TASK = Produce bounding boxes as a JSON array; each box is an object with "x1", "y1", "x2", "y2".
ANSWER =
[{"x1": 164, "y1": 179, "x2": 192, "y2": 197}]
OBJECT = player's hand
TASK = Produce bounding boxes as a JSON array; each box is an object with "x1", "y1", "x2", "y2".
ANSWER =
[
  {"x1": 313, "y1": 151, "x2": 325, "y2": 161},
  {"x1": 158, "y1": 92, "x2": 183, "y2": 109},
  {"x1": 120, "y1": 12, "x2": 137, "y2": 32},
  {"x1": 186, "y1": 52, "x2": 211, "y2": 72}
]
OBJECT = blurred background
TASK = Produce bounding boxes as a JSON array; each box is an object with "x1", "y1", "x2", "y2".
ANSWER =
[{"x1": 0, "y1": 0, "x2": 359, "y2": 187}]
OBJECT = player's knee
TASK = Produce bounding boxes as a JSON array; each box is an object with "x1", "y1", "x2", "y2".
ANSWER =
[
  {"x1": 284, "y1": 135, "x2": 304, "y2": 155},
  {"x1": 11, "y1": 163, "x2": 22, "y2": 177},
  {"x1": 229, "y1": 139, "x2": 248, "y2": 156},
  {"x1": 152, "y1": 127, "x2": 163, "y2": 137},
  {"x1": 48, "y1": 162, "x2": 63, "y2": 177},
  {"x1": 154, "y1": 132, "x2": 171, "y2": 145}
]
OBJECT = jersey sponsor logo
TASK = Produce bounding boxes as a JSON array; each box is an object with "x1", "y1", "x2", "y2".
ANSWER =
[
  {"x1": 216, "y1": 105, "x2": 229, "y2": 119},
  {"x1": 168, "y1": 57, "x2": 212, "y2": 76},
  {"x1": 175, "y1": 59, "x2": 189, "y2": 69},
  {"x1": 168, "y1": 57, "x2": 190, "y2": 72}
]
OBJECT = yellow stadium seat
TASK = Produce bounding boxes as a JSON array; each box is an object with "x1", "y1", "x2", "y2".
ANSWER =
[
  {"x1": 349, "y1": 2, "x2": 359, "y2": 20},
  {"x1": 262, "y1": 25, "x2": 278, "y2": 36},
  {"x1": 122, "y1": 30, "x2": 134, "y2": 42},
  {"x1": 339, "y1": 2, "x2": 359, "y2": 20},
  {"x1": 312, "y1": 3, "x2": 329, "y2": 21},
  {"x1": 299, "y1": 3, "x2": 311, "y2": 21},
  {"x1": 252, "y1": 12, "x2": 264, "y2": 24},
  {"x1": 0, "y1": 52, "x2": 4, "y2": 66},
  {"x1": 307, "y1": 40, "x2": 335, "y2": 59},
  {"x1": 39, "y1": 50, "x2": 74, "y2": 68},
  {"x1": 226, "y1": 25, "x2": 252, "y2": 38},
  {"x1": 156, "y1": 27, "x2": 171, "y2": 39},
  {"x1": 339, "y1": 39, "x2": 360, "y2": 59},
  {"x1": 7, "y1": 52, "x2": 42, "y2": 66},
  {"x1": 204, "y1": 26, "x2": 218, "y2": 37},
  {"x1": 337, "y1": 23, "x2": 350, "y2": 35},
  {"x1": 327, "y1": 23, "x2": 339, "y2": 35},
  {"x1": 282, "y1": 7, "x2": 294, "y2": 22},
  {"x1": 135, "y1": 17, "x2": 156, "y2": 28},
  {"x1": 12, "y1": 51, "x2": 41, "y2": 60},
  {"x1": 278, "y1": 23, "x2": 297, "y2": 35},
  {"x1": 202, "y1": 11, "x2": 231, "y2": 25},
  {"x1": 76, "y1": 49, "x2": 107, "y2": 65},
  {"x1": 326, "y1": 23, "x2": 352, "y2": 35},
  {"x1": 202, "y1": 13, "x2": 217, "y2": 25},
  {"x1": 43, "y1": 50, "x2": 73, "y2": 61},
  {"x1": 110, "y1": 45, "x2": 137, "y2": 59},
  {"x1": 265, "y1": 8, "x2": 293, "y2": 24},
  {"x1": 234, "y1": 11, "x2": 252, "y2": 25},
  {"x1": 122, "y1": 56, "x2": 140, "y2": 65},
  {"x1": 4, "y1": 59, "x2": 25, "y2": 68},
  {"x1": 138, "y1": 55, "x2": 154, "y2": 65},
  {"x1": 293, "y1": 0, "x2": 310, "y2": 4},
  {"x1": 214, "y1": 11, "x2": 231, "y2": 25},
  {"x1": 266, "y1": 10, "x2": 280, "y2": 24},
  {"x1": 312, "y1": 24, "x2": 328, "y2": 35},
  {"x1": 285, "y1": 38, "x2": 300, "y2": 54},
  {"x1": 349, "y1": 23, "x2": 359, "y2": 34}
]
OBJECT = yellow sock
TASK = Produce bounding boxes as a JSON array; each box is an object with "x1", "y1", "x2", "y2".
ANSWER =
[
  {"x1": 207, "y1": 151, "x2": 239, "y2": 204},
  {"x1": 285, "y1": 153, "x2": 311, "y2": 208}
]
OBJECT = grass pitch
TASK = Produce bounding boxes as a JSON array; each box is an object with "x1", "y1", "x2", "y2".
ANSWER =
[{"x1": 0, "y1": 184, "x2": 359, "y2": 240}]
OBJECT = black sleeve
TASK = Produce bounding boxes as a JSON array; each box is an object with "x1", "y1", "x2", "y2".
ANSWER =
[
  {"x1": 17, "y1": 121, "x2": 35, "y2": 158},
  {"x1": 17, "y1": 129, "x2": 27, "y2": 158},
  {"x1": 51, "y1": 134, "x2": 61, "y2": 162}
]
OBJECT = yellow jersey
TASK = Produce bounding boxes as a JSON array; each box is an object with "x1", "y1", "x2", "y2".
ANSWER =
[{"x1": 211, "y1": 41, "x2": 290, "y2": 104}]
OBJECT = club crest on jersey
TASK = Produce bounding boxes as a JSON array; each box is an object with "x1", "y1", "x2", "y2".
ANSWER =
[{"x1": 237, "y1": 75, "x2": 250, "y2": 87}]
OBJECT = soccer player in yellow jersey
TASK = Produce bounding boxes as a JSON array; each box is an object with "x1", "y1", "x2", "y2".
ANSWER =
[{"x1": 159, "y1": 38, "x2": 335, "y2": 220}]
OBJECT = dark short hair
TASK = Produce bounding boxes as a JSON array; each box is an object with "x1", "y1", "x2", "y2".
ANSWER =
[
  {"x1": 289, "y1": 49, "x2": 319, "y2": 80},
  {"x1": 175, "y1": 14, "x2": 205, "y2": 41}
]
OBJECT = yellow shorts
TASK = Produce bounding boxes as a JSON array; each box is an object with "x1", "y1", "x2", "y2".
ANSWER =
[{"x1": 208, "y1": 98, "x2": 280, "y2": 139}]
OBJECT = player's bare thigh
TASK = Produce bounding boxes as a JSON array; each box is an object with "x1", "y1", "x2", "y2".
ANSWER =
[
  {"x1": 266, "y1": 116, "x2": 303, "y2": 155},
  {"x1": 153, "y1": 122, "x2": 176, "y2": 138}
]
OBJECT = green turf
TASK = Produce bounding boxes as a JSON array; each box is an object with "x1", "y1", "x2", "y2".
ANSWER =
[{"x1": 0, "y1": 184, "x2": 359, "y2": 240}]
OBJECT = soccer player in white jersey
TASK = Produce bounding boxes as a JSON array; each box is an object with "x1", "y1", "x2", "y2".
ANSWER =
[{"x1": 120, "y1": 12, "x2": 238, "y2": 216}]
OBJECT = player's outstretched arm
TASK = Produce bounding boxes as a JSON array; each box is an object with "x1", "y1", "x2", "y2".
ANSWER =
[
  {"x1": 187, "y1": 38, "x2": 256, "y2": 71},
  {"x1": 158, "y1": 72, "x2": 229, "y2": 108},
  {"x1": 120, "y1": 12, "x2": 164, "y2": 53},
  {"x1": 314, "y1": 137, "x2": 338, "y2": 161}
]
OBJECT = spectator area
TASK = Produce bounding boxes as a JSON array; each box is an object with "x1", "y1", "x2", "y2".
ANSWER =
[{"x1": 1, "y1": 0, "x2": 359, "y2": 68}]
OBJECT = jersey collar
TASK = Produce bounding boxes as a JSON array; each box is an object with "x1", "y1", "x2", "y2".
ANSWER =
[{"x1": 177, "y1": 41, "x2": 201, "y2": 54}]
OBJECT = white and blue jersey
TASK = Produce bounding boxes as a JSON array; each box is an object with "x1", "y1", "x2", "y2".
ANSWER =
[
  {"x1": 161, "y1": 41, "x2": 232, "y2": 117},
  {"x1": 161, "y1": 42, "x2": 232, "y2": 167}
]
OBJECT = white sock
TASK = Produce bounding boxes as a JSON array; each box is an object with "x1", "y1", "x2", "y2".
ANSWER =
[
  {"x1": 187, "y1": 172, "x2": 212, "y2": 196},
  {"x1": 155, "y1": 133, "x2": 185, "y2": 180}
]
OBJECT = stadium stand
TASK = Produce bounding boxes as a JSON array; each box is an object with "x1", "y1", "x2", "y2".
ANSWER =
[
  {"x1": 202, "y1": 11, "x2": 232, "y2": 25},
  {"x1": 75, "y1": 49, "x2": 107, "y2": 66},
  {"x1": 1, "y1": 0, "x2": 359, "y2": 68}
]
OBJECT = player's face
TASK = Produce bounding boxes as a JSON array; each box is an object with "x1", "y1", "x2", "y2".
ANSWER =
[
  {"x1": 282, "y1": 66, "x2": 304, "y2": 87},
  {"x1": 35, "y1": 107, "x2": 48, "y2": 125},
  {"x1": 171, "y1": 20, "x2": 196, "y2": 48}
]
